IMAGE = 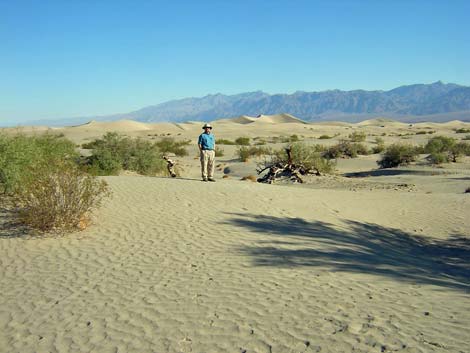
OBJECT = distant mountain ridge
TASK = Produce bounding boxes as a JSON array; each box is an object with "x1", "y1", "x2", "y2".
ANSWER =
[
  {"x1": 102, "y1": 81, "x2": 470, "y2": 124},
  {"x1": 12, "y1": 81, "x2": 470, "y2": 126}
]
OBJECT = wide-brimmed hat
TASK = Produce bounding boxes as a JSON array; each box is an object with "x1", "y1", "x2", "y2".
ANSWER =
[{"x1": 202, "y1": 123, "x2": 212, "y2": 129}]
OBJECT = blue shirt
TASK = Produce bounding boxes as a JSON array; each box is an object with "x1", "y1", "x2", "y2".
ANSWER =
[{"x1": 198, "y1": 133, "x2": 215, "y2": 150}]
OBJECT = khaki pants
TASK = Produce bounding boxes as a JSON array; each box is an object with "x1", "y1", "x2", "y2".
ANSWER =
[{"x1": 200, "y1": 150, "x2": 215, "y2": 179}]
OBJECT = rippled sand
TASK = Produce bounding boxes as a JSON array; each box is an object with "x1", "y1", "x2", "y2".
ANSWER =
[{"x1": 1, "y1": 176, "x2": 469, "y2": 353}]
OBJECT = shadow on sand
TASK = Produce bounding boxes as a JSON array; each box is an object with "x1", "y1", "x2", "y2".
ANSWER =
[
  {"x1": 225, "y1": 213, "x2": 470, "y2": 291},
  {"x1": 0, "y1": 205, "x2": 33, "y2": 238},
  {"x1": 343, "y1": 169, "x2": 447, "y2": 178}
]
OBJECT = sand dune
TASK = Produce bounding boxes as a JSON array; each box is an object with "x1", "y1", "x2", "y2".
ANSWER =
[
  {"x1": 212, "y1": 116, "x2": 255, "y2": 125},
  {"x1": 1, "y1": 118, "x2": 470, "y2": 353},
  {"x1": 67, "y1": 119, "x2": 152, "y2": 132},
  {"x1": 253, "y1": 113, "x2": 307, "y2": 124},
  {"x1": 357, "y1": 118, "x2": 408, "y2": 127},
  {"x1": 229, "y1": 115, "x2": 257, "y2": 124}
]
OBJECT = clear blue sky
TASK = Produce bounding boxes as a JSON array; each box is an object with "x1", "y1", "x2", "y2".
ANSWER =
[{"x1": 1, "y1": 0, "x2": 469, "y2": 123}]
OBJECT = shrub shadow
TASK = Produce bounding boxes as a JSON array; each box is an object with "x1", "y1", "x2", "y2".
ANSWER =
[
  {"x1": 344, "y1": 169, "x2": 445, "y2": 178},
  {"x1": 0, "y1": 205, "x2": 33, "y2": 238},
  {"x1": 225, "y1": 213, "x2": 470, "y2": 291}
]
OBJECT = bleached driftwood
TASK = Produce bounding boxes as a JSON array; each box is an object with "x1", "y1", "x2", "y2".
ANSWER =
[
  {"x1": 256, "y1": 147, "x2": 321, "y2": 184},
  {"x1": 163, "y1": 156, "x2": 177, "y2": 178}
]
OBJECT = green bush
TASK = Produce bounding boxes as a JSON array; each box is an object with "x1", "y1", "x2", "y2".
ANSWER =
[
  {"x1": 449, "y1": 142, "x2": 470, "y2": 162},
  {"x1": 215, "y1": 147, "x2": 224, "y2": 157},
  {"x1": 155, "y1": 137, "x2": 189, "y2": 156},
  {"x1": 269, "y1": 142, "x2": 335, "y2": 175},
  {"x1": 424, "y1": 136, "x2": 470, "y2": 163},
  {"x1": 318, "y1": 134, "x2": 332, "y2": 139},
  {"x1": 378, "y1": 144, "x2": 419, "y2": 168},
  {"x1": 216, "y1": 139, "x2": 236, "y2": 145},
  {"x1": 237, "y1": 146, "x2": 271, "y2": 162},
  {"x1": 0, "y1": 133, "x2": 78, "y2": 194},
  {"x1": 288, "y1": 134, "x2": 300, "y2": 142},
  {"x1": 371, "y1": 137, "x2": 385, "y2": 154},
  {"x1": 425, "y1": 136, "x2": 456, "y2": 154},
  {"x1": 415, "y1": 131, "x2": 428, "y2": 135},
  {"x1": 462, "y1": 135, "x2": 470, "y2": 141},
  {"x1": 14, "y1": 161, "x2": 110, "y2": 232},
  {"x1": 455, "y1": 128, "x2": 470, "y2": 134},
  {"x1": 235, "y1": 137, "x2": 251, "y2": 146},
  {"x1": 86, "y1": 132, "x2": 166, "y2": 176},
  {"x1": 87, "y1": 149, "x2": 122, "y2": 175},
  {"x1": 428, "y1": 152, "x2": 449, "y2": 165},
  {"x1": 324, "y1": 140, "x2": 369, "y2": 159},
  {"x1": 349, "y1": 131, "x2": 367, "y2": 142}
]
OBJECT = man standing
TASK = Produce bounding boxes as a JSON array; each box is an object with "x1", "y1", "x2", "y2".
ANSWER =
[{"x1": 198, "y1": 123, "x2": 216, "y2": 182}]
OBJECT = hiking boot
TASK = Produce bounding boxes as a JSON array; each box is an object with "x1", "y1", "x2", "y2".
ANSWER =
[
  {"x1": 202, "y1": 177, "x2": 208, "y2": 182},
  {"x1": 208, "y1": 178, "x2": 216, "y2": 182}
]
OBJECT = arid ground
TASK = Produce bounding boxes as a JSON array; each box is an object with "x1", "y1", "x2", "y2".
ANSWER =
[{"x1": 1, "y1": 115, "x2": 469, "y2": 353}]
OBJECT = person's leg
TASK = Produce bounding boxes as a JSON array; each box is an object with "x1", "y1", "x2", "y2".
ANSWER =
[
  {"x1": 200, "y1": 150, "x2": 208, "y2": 180},
  {"x1": 207, "y1": 150, "x2": 215, "y2": 180}
]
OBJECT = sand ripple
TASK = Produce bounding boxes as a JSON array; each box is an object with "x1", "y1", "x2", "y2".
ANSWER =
[{"x1": 1, "y1": 177, "x2": 469, "y2": 352}]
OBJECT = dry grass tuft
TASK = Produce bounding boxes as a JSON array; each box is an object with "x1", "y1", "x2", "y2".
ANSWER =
[
  {"x1": 14, "y1": 162, "x2": 111, "y2": 232},
  {"x1": 241, "y1": 175, "x2": 258, "y2": 182}
]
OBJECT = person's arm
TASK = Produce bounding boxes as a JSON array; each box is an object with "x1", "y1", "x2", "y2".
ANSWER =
[{"x1": 198, "y1": 135, "x2": 203, "y2": 152}]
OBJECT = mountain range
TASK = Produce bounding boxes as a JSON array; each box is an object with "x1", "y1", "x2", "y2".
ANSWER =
[{"x1": 14, "y1": 81, "x2": 470, "y2": 126}]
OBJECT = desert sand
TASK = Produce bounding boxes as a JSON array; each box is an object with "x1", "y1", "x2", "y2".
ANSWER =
[{"x1": 1, "y1": 115, "x2": 470, "y2": 353}]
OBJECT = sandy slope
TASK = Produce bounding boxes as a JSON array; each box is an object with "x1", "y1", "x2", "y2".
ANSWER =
[{"x1": 1, "y1": 177, "x2": 469, "y2": 353}]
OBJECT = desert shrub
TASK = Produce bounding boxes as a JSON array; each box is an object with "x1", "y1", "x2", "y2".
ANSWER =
[
  {"x1": 0, "y1": 133, "x2": 78, "y2": 194},
  {"x1": 215, "y1": 147, "x2": 224, "y2": 157},
  {"x1": 14, "y1": 161, "x2": 110, "y2": 232},
  {"x1": 87, "y1": 149, "x2": 123, "y2": 175},
  {"x1": 424, "y1": 136, "x2": 470, "y2": 163},
  {"x1": 254, "y1": 139, "x2": 267, "y2": 145},
  {"x1": 324, "y1": 140, "x2": 369, "y2": 159},
  {"x1": 318, "y1": 134, "x2": 332, "y2": 139},
  {"x1": 371, "y1": 137, "x2": 385, "y2": 154},
  {"x1": 414, "y1": 145, "x2": 426, "y2": 154},
  {"x1": 427, "y1": 130, "x2": 436, "y2": 134},
  {"x1": 291, "y1": 134, "x2": 300, "y2": 141},
  {"x1": 455, "y1": 128, "x2": 470, "y2": 134},
  {"x1": 155, "y1": 137, "x2": 189, "y2": 156},
  {"x1": 462, "y1": 135, "x2": 470, "y2": 141},
  {"x1": 428, "y1": 152, "x2": 449, "y2": 165},
  {"x1": 86, "y1": 132, "x2": 166, "y2": 175},
  {"x1": 371, "y1": 144, "x2": 385, "y2": 154},
  {"x1": 237, "y1": 146, "x2": 271, "y2": 162},
  {"x1": 349, "y1": 131, "x2": 366, "y2": 142},
  {"x1": 378, "y1": 143, "x2": 419, "y2": 168},
  {"x1": 235, "y1": 136, "x2": 251, "y2": 146},
  {"x1": 126, "y1": 139, "x2": 167, "y2": 175},
  {"x1": 415, "y1": 131, "x2": 427, "y2": 135},
  {"x1": 424, "y1": 136, "x2": 456, "y2": 154},
  {"x1": 375, "y1": 137, "x2": 384, "y2": 145},
  {"x1": 237, "y1": 147, "x2": 251, "y2": 162},
  {"x1": 269, "y1": 142, "x2": 335, "y2": 175},
  {"x1": 216, "y1": 139, "x2": 236, "y2": 145},
  {"x1": 449, "y1": 142, "x2": 470, "y2": 162}
]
